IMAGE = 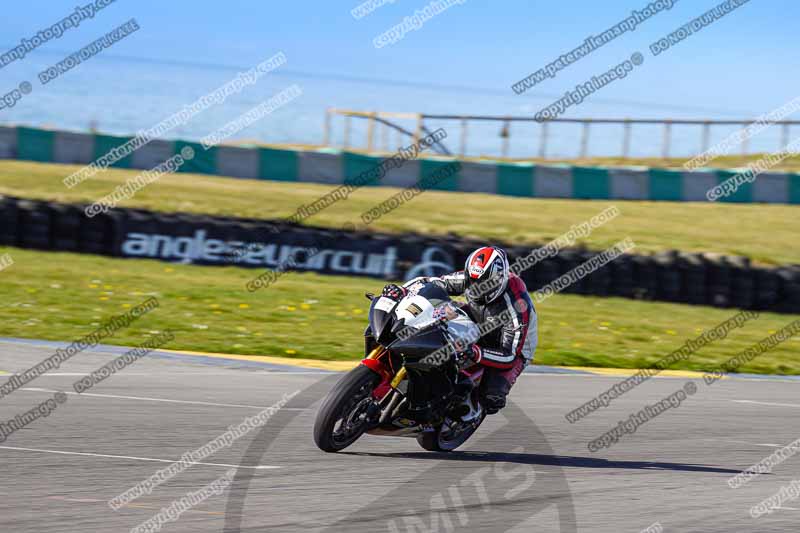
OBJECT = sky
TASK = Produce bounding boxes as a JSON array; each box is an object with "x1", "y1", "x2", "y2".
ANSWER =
[{"x1": 0, "y1": 0, "x2": 796, "y2": 157}]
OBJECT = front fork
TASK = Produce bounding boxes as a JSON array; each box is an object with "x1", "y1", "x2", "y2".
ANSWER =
[
  {"x1": 360, "y1": 346, "x2": 404, "y2": 399},
  {"x1": 360, "y1": 347, "x2": 408, "y2": 425}
]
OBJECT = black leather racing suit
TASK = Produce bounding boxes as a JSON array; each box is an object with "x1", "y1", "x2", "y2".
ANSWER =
[{"x1": 423, "y1": 271, "x2": 537, "y2": 368}]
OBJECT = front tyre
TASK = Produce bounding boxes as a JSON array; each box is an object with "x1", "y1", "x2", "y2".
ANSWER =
[{"x1": 313, "y1": 365, "x2": 381, "y2": 452}]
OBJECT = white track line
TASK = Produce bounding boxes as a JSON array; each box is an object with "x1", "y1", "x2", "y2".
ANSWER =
[
  {"x1": 47, "y1": 495, "x2": 225, "y2": 515},
  {"x1": 732, "y1": 400, "x2": 800, "y2": 409},
  {"x1": 710, "y1": 439, "x2": 782, "y2": 448},
  {"x1": 0, "y1": 445, "x2": 279, "y2": 469},
  {"x1": 21, "y1": 387, "x2": 308, "y2": 410}
]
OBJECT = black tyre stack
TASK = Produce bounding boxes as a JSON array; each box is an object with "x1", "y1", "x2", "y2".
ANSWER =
[
  {"x1": 0, "y1": 196, "x2": 18, "y2": 246},
  {"x1": 0, "y1": 195, "x2": 798, "y2": 314}
]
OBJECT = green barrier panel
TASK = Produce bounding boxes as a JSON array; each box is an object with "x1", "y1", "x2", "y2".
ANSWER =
[
  {"x1": 259, "y1": 147, "x2": 298, "y2": 181},
  {"x1": 716, "y1": 170, "x2": 753, "y2": 203},
  {"x1": 648, "y1": 168, "x2": 683, "y2": 201},
  {"x1": 17, "y1": 127, "x2": 54, "y2": 163},
  {"x1": 175, "y1": 141, "x2": 216, "y2": 174},
  {"x1": 790, "y1": 174, "x2": 800, "y2": 204},
  {"x1": 343, "y1": 151, "x2": 383, "y2": 187},
  {"x1": 93, "y1": 134, "x2": 133, "y2": 168},
  {"x1": 419, "y1": 159, "x2": 460, "y2": 191},
  {"x1": 572, "y1": 166, "x2": 610, "y2": 199},
  {"x1": 496, "y1": 163, "x2": 534, "y2": 197}
]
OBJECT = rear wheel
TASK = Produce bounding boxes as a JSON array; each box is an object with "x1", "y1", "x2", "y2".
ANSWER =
[
  {"x1": 417, "y1": 411, "x2": 486, "y2": 452},
  {"x1": 313, "y1": 365, "x2": 381, "y2": 452}
]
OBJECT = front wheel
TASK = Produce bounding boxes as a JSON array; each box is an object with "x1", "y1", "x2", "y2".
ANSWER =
[
  {"x1": 313, "y1": 365, "x2": 381, "y2": 452},
  {"x1": 417, "y1": 412, "x2": 486, "y2": 452}
]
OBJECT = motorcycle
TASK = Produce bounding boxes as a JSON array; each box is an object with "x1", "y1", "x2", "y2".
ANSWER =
[{"x1": 313, "y1": 280, "x2": 486, "y2": 453}]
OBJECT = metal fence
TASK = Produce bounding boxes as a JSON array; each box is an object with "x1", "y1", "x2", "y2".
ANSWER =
[{"x1": 324, "y1": 108, "x2": 800, "y2": 160}]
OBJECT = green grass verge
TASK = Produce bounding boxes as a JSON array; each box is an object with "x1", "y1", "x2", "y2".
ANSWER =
[
  {"x1": 0, "y1": 246, "x2": 797, "y2": 375},
  {"x1": 0, "y1": 161, "x2": 798, "y2": 265}
]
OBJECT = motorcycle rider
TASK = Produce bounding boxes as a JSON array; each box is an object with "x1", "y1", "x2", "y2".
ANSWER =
[{"x1": 369, "y1": 246, "x2": 537, "y2": 415}]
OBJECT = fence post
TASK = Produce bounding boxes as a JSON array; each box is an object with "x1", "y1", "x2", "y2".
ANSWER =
[
  {"x1": 580, "y1": 120, "x2": 590, "y2": 158},
  {"x1": 538, "y1": 121, "x2": 549, "y2": 158},
  {"x1": 622, "y1": 118, "x2": 631, "y2": 158},
  {"x1": 662, "y1": 120, "x2": 672, "y2": 159},
  {"x1": 414, "y1": 114, "x2": 423, "y2": 144},
  {"x1": 741, "y1": 122, "x2": 750, "y2": 155},
  {"x1": 367, "y1": 112, "x2": 376, "y2": 151},
  {"x1": 344, "y1": 114, "x2": 351, "y2": 148},
  {"x1": 701, "y1": 121, "x2": 711, "y2": 153},
  {"x1": 501, "y1": 119, "x2": 510, "y2": 158},
  {"x1": 324, "y1": 108, "x2": 331, "y2": 147},
  {"x1": 460, "y1": 117, "x2": 468, "y2": 157}
]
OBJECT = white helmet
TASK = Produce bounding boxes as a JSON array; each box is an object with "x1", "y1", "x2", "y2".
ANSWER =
[{"x1": 464, "y1": 246, "x2": 509, "y2": 305}]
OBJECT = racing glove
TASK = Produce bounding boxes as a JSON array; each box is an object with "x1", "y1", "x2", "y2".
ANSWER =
[
  {"x1": 471, "y1": 345, "x2": 483, "y2": 364},
  {"x1": 454, "y1": 344, "x2": 483, "y2": 370},
  {"x1": 382, "y1": 284, "x2": 407, "y2": 301}
]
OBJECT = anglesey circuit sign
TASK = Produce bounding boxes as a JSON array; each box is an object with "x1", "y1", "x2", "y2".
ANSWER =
[{"x1": 120, "y1": 230, "x2": 400, "y2": 278}]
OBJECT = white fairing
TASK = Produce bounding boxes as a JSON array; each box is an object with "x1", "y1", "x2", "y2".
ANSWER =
[
  {"x1": 396, "y1": 296, "x2": 480, "y2": 349},
  {"x1": 394, "y1": 295, "x2": 436, "y2": 328}
]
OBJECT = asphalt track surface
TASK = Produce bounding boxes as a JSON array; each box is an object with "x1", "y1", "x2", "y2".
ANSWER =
[{"x1": 1, "y1": 339, "x2": 799, "y2": 532}]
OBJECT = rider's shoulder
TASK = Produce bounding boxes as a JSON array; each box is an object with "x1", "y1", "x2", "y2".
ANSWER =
[
  {"x1": 507, "y1": 272, "x2": 528, "y2": 290},
  {"x1": 506, "y1": 274, "x2": 532, "y2": 301}
]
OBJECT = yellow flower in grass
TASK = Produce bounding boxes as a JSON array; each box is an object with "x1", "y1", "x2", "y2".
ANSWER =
[
  {"x1": 601, "y1": 321, "x2": 611, "y2": 326},
  {"x1": 236, "y1": 326, "x2": 247, "y2": 332},
  {"x1": 164, "y1": 267, "x2": 174, "y2": 273},
  {"x1": 300, "y1": 303, "x2": 311, "y2": 310},
  {"x1": 88, "y1": 283, "x2": 98, "y2": 289},
  {"x1": 286, "y1": 306, "x2": 296, "y2": 311},
  {"x1": 352, "y1": 309, "x2": 363, "y2": 314},
  {"x1": 285, "y1": 349, "x2": 296, "y2": 355},
  {"x1": 99, "y1": 296, "x2": 109, "y2": 301},
  {"x1": 209, "y1": 304, "x2": 219, "y2": 309},
  {"x1": 121, "y1": 303, "x2": 131, "y2": 308},
  {"x1": 336, "y1": 311, "x2": 346, "y2": 317},
  {"x1": 665, "y1": 330, "x2": 677, "y2": 335},
  {"x1": 239, "y1": 304, "x2": 250, "y2": 309}
]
